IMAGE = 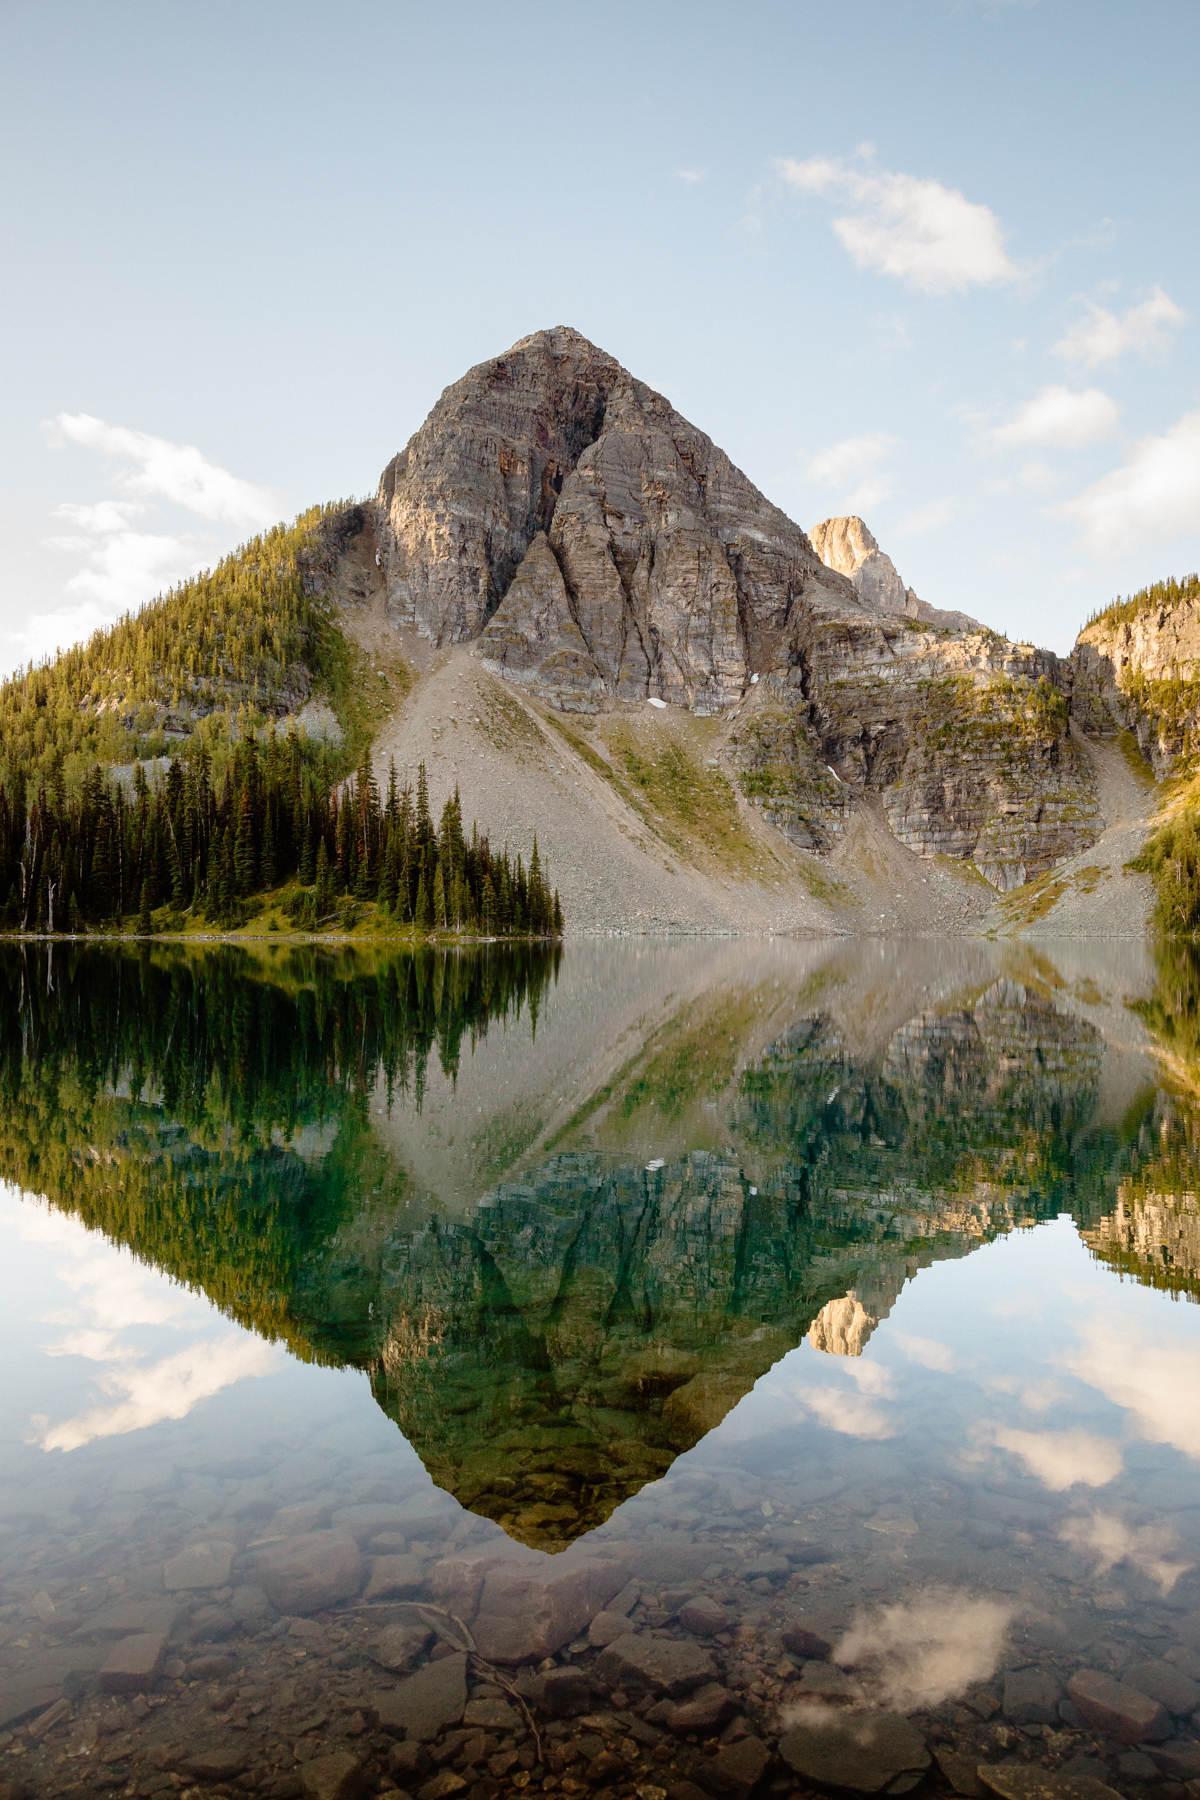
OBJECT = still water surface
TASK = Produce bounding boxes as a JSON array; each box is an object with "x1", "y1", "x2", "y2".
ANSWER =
[{"x1": 1, "y1": 938, "x2": 1200, "y2": 1799}]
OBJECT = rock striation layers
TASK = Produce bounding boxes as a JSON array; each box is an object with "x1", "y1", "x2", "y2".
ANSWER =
[
  {"x1": 1071, "y1": 584, "x2": 1200, "y2": 774},
  {"x1": 369, "y1": 326, "x2": 1103, "y2": 889}
]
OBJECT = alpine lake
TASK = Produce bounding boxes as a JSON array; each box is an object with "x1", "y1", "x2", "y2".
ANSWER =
[{"x1": 5, "y1": 937, "x2": 1200, "y2": 1800}]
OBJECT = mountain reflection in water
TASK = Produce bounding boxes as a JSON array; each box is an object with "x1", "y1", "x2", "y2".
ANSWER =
[{"x1": 1, "y1": 938, "x2": 1197, "y2": 1555}]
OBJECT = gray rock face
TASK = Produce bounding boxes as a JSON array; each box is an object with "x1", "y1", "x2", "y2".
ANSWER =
[
  {"x1": 1072, "y1": 591, "x2": 1200, "y2": 773},
  {"x1": 367, "y1": 327, "x2": 1103, "y2": 887},
  {"x1": 379, "y1": 325, "x2": 864, "y2": 714}
]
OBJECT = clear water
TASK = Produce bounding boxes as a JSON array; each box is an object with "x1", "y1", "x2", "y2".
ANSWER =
[{"x1": 1, "y1": 937, "x2": 1199, "y2": 1799}]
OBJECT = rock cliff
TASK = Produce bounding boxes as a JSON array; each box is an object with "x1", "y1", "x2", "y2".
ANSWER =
[
  {"x1": 809, "y1": 514, "x2": 983, "y2": 634},
  {"x1": 368, "y1": 328, "x2": 1103, "y2": 892},
  {"x1": 1071, "y1": 578, "x2": 1200, "y2": 775}
]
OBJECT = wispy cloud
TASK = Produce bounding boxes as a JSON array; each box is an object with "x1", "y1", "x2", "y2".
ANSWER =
[
  {"x1": 675, "y1": 167, "x2": 707, "y2": 184},
  {"x1": 831, "y1": 1590, "x2": 1014, "y2": 1710},
  {"x1": 807, "y1": 432, "x2": 897, "y2": 515},
  {"x1": 1054, "y1": 286, "x2": 1186, "y2": 367},
  {"x1": 1059, "y1": 1509, "x2": 1191, "y2": 1595},
  {"x1": 992, "y1": 386, "x2": 1119, "y2": 450},
  {"x1": 1054, "y1": 410, "x2": 1200, "y2": 556},
  {"x1": 1065, "y1": 1316, "x2": 1200, "y2": 1456},
  {"x1": 46, "y1": 414, "x2": 280, "y2": 528},
  {"x1": 792, "y1": 1356, "x2": 898, "y2": 1440},
  {"x1": 777, "y1": 152, "x2": 1018, "y2": 294},
  {"x1": 11, "y1": 1199, "x2": 281, "y2": 1453},
  {"x1": 987, "y1": 1424, "x2": 1123, "y2": 1491},
  {"x1": 27, "y1": 415, "x2": 285, "y2": 670}
]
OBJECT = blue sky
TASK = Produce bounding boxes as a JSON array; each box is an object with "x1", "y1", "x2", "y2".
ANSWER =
[{"x1": 2, "y1": 0, "x2": 1197, "y2": 666}]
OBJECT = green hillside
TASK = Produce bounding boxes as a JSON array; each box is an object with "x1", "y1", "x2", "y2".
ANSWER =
[{"x1": 0, "y1": 505, "x2": 561, "y2": 939}]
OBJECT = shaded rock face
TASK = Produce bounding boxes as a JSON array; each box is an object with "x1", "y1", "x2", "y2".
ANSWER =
[
  {"x1": 371, "y1": 327, "x2": 1101, "y2": 884},
  {"x1": 810, "y1": 514, "x2": 983, "y2": 634},
  {"x1": 379, "y1": 325, "x2": 864, "y2": 714},
  {"x1": 1072, "y1": 596, "x2": 1200, "y2": 774}
]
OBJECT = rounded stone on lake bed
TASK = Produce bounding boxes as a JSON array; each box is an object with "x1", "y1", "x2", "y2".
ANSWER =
[
  {"x1": 678, "y1": 1596, "x2": 729, "y2": 1637},
  {"x1": 299, "y1": 1748, "x2": 371, "y2": 1800},
  {"x1": 781, "y1": 1623, "x2": 832, "y2": 1660},
  {"x1": 250, "y1": 1531, "x2": 364, "y2": 1615}
]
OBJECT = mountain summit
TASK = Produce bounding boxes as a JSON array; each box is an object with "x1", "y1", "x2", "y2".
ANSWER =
[
  {"x1": 376, "y1": 324, "x2": 871, "y2": 713},
  {"x1": 359, "y1": 328, "x2": 1102, "y2": 894}
]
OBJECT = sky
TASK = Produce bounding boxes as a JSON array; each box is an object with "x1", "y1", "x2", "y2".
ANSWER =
[{"x1": 2, "y1": 0, "x2": 1198, "y2": 667}]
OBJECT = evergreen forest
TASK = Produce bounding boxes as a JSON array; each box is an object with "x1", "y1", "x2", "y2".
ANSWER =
[
  {"x1": 0, "y1": 737, "x2": 561, "y2": 937},
  {"x1": 0, "y1": 503, "x2": 562, "y2": 938}
]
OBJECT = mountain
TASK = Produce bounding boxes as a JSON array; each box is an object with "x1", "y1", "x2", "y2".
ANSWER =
[
  {"x1": 808, "y1": 513, "x2": 984, "y2": 634},
  {"x1": 3, "y1": 323, "x2": 1194, "y2": 936}
]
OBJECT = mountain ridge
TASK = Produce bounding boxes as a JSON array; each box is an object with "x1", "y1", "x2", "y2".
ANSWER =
[{"x1": 2, "y1": 323, "x2": 1194, "y2": 936}]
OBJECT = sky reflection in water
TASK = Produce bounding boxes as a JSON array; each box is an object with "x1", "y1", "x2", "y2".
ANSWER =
[{"x1": 1, "y1": 937, "x2": 1199, "y2": 1789}]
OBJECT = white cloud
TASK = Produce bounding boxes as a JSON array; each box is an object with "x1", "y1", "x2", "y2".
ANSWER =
[
  {"x1": 988, "y1": 1424, "x2": 1123, "y2": 1491},
  {"x1": 675, "y1": 168, "x2": 707, "y2": 184},
  {"x1": 34, "y1": 1336, "x2": 278, "y2": 1453},
  {"x1": 1055, "y1": 286, "x2": 1186, "y2": 367},
  {"x1": 807, "y1": 433, "x2": 897, "y2": 514},
  {"x1": 27, "y1": 414, "x2": 285, "y2": 671},
  {"x1": 992, "y1": 386, "x2": 1119, "y2": 450},
  {"x1": 1065, "y1": 1316, "x2": 1200, "y2": 1458},
  {"x1": 832, "y1": 1590, "x2": 1014, "y2": 1710},
  {"x1": 46, "y1": 414, "x2": 280, "y2": 529},
  {"x1": 777, "y1": 153, "x2": 1018, "y2": 294},
  {"x1": 893, "y1": 498, "x2": 954, "y2": 538},
  {"x1": 1055, "y1": 411, "x2": 1200, "y2": 557},
  {"x1": 1059, "y1": 1510, "x2": 1191, "y2": 1596},
  {"x1": 791, "y1": 1356, "x2": 898, "y2": 1439},
  {"x1": 9, "y1": 1198, "x2": 281, "y2": 1452}
]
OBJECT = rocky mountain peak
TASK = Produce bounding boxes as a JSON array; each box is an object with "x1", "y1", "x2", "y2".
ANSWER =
[
  {"x1": 365, "y1": 328, "x2": 1100, "y2": 890},
  {"x1": 375, "y1": 325, "x2": 864, "y2": 711},
  {"x1": 810, "y1": 514, "x2": 984, "y2": 635}
]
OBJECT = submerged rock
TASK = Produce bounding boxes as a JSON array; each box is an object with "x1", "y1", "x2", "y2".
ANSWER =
[
  {"x1": 778, "y1": 1708, "x2": 930, "y2": 1794},
  {"x1": 1065, "y1": 1667, "x2": 1170, "y2": 1743},
  {"x1": 251, "y1": 1532, "x2": 364, "y2": 1615}
]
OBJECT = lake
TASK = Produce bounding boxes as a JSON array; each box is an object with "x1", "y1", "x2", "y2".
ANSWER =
[{"x1": 1, "y1": 936, "x2": 1199, "y2": 1800}]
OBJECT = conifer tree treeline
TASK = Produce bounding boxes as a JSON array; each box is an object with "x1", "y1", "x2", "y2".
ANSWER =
[
  {"x1": 0, "y1": 503, "x2": 356, "y2": 790},
  {"x1": 0, "y1": 737, "x2": 562, "y2": 937},
  {"x1": 0, "y1": 500, "x2": 563, "y2": 937}
]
